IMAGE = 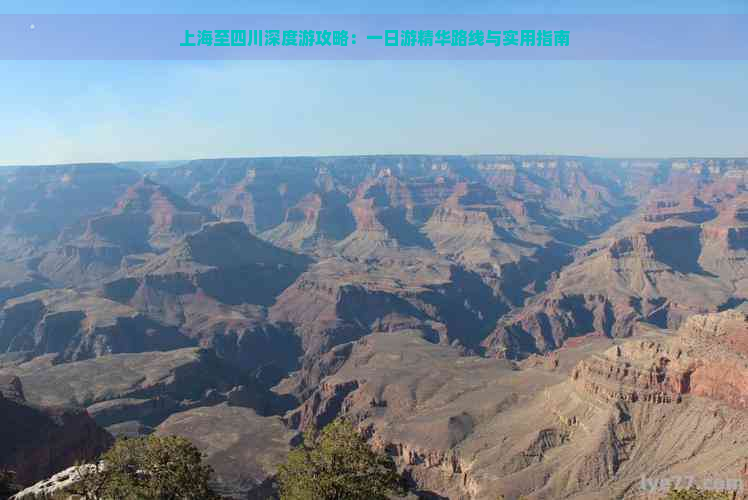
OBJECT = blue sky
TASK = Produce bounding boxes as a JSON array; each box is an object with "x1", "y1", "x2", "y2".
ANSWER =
[{"x1": 0, "y1": 0, "x2": 746, "y2": 165}]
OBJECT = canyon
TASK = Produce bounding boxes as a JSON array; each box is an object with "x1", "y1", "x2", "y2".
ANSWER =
[{"x1": 1, "y1": 155, "x2": 747, "y2": 499}]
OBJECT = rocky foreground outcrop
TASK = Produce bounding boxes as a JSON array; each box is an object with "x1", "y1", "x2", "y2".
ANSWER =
[{"x1": 10, "y1": 463, "x2": 102, "y2": 499}]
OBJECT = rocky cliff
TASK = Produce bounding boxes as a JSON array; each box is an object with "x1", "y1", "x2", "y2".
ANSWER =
[
  {"x1": 282, "y1": 311, "x2": 748, "y2": 500},
  {"x1": 0, "y1": 289, "x2": 192, "y2": 362},
  {"x1": 0, "y1": 375, "x2": 112, "y2": 487},
  {"x1": 484, "y1": 180, "x2": 748, "y2": 359}
]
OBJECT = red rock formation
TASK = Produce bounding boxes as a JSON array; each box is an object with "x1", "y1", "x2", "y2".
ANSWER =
[
  {"x1": 483, "y1": 179, "x2": 748, "y2": 359},
  {"x1": 110, "y1": 177, "x2": 216, "y2": 249},
  {"x1": 348, "y1": 197, "x2": 387, "y2": 233},
  {"x1": 572, "y1": 310, "x2": 748, "y2": 409},
  {"x1": 211, "y1": 166, "x2": 319, "y2": 233},
  {"x1": 35, "y1": 178, "x2": 217, "y2": 286}
]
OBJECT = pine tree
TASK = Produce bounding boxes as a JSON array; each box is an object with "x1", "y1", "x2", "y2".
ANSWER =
[{"x1": 277, "y1": 419, "x2": 404, "y2": 500}]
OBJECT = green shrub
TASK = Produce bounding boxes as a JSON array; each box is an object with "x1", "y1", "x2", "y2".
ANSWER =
[
  {"x1": 72, "y1": 435, "x2": 219, "y2": 500},
  {"x1": 277, "y1": 419, "x2": 404, "y2": 500}
]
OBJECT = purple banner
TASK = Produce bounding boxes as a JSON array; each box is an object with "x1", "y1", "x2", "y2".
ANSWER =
[{"x1": 1, "y1": 14, "x2": 746, "y2": 60}]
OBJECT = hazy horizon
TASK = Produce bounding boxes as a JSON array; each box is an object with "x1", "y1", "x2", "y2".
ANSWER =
[
  {"x1": 1, "y1": 0, "x2": 747, "y2": 166},
  {"x1": 4, "y1": 151, "x2": 748, "y2": 169}
]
